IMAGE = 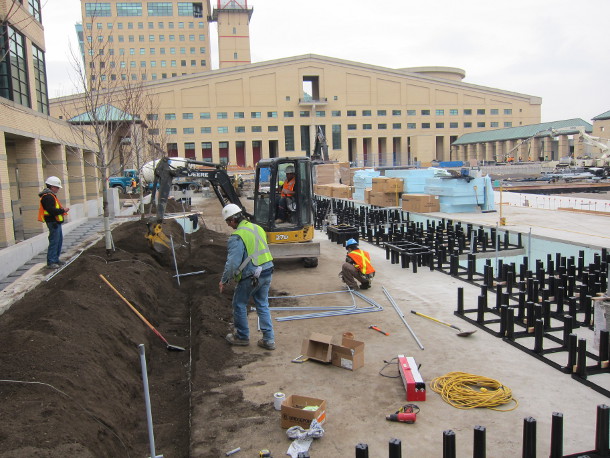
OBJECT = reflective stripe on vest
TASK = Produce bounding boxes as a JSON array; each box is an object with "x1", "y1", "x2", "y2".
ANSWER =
[
  {"x1": 233, "y1": 221, "x2": 273, "y2": 280},
  {"x1": 38, "y1": 192, "x2": 64, "y2": 223},
  {"x1": 347, "y1": 249, "x2": 375, "y2": 275},
  {"x1": 281, "y1": 177, "x2": 295, "y2": 197}
]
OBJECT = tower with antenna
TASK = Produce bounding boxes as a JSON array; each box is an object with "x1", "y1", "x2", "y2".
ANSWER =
[{"x1": 211, "y1": 1, "x2": 254, "y2": 69}]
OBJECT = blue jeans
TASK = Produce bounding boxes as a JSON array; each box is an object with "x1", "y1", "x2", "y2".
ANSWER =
[
  {"x1": 46, "y1": 221, "x2": 63, "y2": 265},
  {"x1": 232, "y1": 268, "x2": 274, "y2": 342}
]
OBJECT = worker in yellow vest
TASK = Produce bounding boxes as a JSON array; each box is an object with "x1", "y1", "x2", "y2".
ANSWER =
[
  {"x1": 219, "y1": 204, "x2": 275, "y2": 350},
  {"x1": 340, "y1": 238, "x2": 375, "y2": 290},
  {"x1": 38, "y1": 176, "x2": 70, "y2": 269}
]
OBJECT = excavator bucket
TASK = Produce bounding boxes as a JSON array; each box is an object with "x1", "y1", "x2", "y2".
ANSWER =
[{"x1": 145, "y1": 223, "x2": 170, "y2": 252}]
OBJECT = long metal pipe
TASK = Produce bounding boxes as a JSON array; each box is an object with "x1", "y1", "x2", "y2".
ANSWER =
[{"x1": 382, "y1": 286, "x2": 424, "y2": 350}]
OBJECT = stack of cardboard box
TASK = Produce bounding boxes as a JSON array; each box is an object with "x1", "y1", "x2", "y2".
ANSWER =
[
  {"x1": 366, "y1": 177, "x2": 404, "y2": 207},
  {"x1": 314, "y1": 162, "x2": 350, "y2": 185},
  {"x1": 313, "y1": 183, "x2": 354, "y2": 199},
  {"x1": 401, "y1": 193, "x2": 440, "y2": 213}
]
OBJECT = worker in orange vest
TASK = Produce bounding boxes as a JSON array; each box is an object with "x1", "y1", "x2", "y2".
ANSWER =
[
  {"x1": 38, "y1": 176, "x2": 70, "y2": 269},
  {"x1": 340, "y1": 238, "x2": 375, "y2": 290},
  {"x1": 276, "y1": 165, "x2": 296, "y2": 223}
]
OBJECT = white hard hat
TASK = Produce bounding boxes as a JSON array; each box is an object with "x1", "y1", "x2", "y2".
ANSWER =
[
  {"x1": 222, "y1": 203, "x2": 242, "y2": 220},
  {"x1": 45, "y1": 176, "x2": 62, "y2": 188},
  {"x1": 285, "y1": 165, "x2": 295, "y2": 174}
]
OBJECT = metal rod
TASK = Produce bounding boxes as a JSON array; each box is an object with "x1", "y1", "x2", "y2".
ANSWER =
[
  {"x1": 382, "y1": 286, "x2": 424, "y2": 350},
  {"x1": 173, "y1": 269, "x2": 206, "y2": 278},
  {"x1": 169, "y1": 235, "x2": 180, "y2": 286},
  {"x1": 138, "y1": 344, "x2": 163, "y2": 458}
]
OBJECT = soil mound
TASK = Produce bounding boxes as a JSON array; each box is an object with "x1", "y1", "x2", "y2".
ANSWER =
[{"x1": 0, "y1": 219, "x2": 265, "y2": 457}]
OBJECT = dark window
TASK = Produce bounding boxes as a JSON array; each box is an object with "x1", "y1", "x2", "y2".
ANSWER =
[
  {"x1": 332, "y1": 124, "x2": 341, "y2": 150},
  {"x1": 116, "y1": 3, "x2": 142, "y2": 16},
  {"x1": 436, "y1": 122, "x2": 444, "y2": 128},
  {"x1": 422, "y1": 123, "x2": 430, "y2": 129},
  {"x1": 85, "y1": 2, "x2": 111, "y2": 17},
  {"x1": 28, "y1": 0, "x2": 42, "y2": 21},
  {"x1": 148, "y1": 2, "x2": 173, "y2": 16},
  {"x1": 32, "y1": 45, "x2": 49, "y2": 114},
  {"x1": 284, "y1": 126, "x2": 295, "y2": 151},
  {"x1": 0, "y1": 25, "x2": 31, "y2": 108}
]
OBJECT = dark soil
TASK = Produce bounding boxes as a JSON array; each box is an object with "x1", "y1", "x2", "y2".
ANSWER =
[{"x1": 0, "y1": 216, "x2": 276, "y2": 457}]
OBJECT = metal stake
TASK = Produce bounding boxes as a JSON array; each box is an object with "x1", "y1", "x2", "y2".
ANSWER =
[
  {"x1": 169, "y1": 235, "x2": 180, "y2": 286},
  {"x1": 138, "y1": 344, "x2": 163, "y2": 458},
  {"x1": 382, "y1": 286, "x2": 424, "y2": 350}
]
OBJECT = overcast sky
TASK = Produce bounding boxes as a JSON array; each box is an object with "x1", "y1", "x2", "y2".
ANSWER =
[{"x1": 42, "y1": 0, "x2": 609, "y2": 123}]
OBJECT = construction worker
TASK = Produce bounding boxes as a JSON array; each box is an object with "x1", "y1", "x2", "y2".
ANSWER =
[
  {"x1": 219, "y1": 203, "x2": 276, "y2": 350},
  {"x1": 38, "y1": 176, "x2": 70, "y2": 269},
  {"x1": 340, "y1": 238, "x2": 375, "y2": 290},
  {"x1": 276, "y1": 165, "x2": 296, "y2": 223}
]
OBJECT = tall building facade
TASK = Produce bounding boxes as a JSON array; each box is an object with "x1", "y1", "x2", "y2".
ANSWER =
[
  {"x1": 0, "y1": 0, "x2": 100, "y2": 251},
  {"x1": 211, "y1": 0, "x2": 253, "y2": 69},
  {"x1": 79, "y1": 0, "x2": 213, "y2": 84}
]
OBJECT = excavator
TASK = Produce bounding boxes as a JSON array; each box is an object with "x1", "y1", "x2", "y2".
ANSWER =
[{"x1": 145, "y1": 156, "x2": 320, "y2": 267}]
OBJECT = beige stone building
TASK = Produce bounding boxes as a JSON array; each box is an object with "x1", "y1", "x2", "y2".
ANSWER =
[
  {"x1": 78, "y1": 0, "x2": 254, "y2": 84},
  {"x1": 52, "y1": 54, "x2": 543, "y2": 168},
  {"x1": 592, "y1": 110, "x2": 610, "y2": 139},
  {"x1": 1, "y1": 0, "x2": 99, "y2": 249}
]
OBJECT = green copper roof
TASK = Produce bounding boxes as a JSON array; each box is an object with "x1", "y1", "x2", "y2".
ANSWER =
[
  {"x1": 592, "y1": 110, "x2": 610, "y2": 121},
  {"x1": 68, "y1": 104, "x2": 141, "y2": 124},
  {"x1": 452, "y1": 118, "x2": 593, "y2": 145}
]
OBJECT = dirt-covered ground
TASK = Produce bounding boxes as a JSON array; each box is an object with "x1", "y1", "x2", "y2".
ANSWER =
[{"x1": 0, "y1": 200, "x2": 289, "y2": 457}]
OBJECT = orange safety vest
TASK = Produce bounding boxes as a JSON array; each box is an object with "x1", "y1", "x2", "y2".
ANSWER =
[
  {"x1": 38, "y1": 192, "x2": 65, "y2": 223},
  {"x1": 347, "y1": 249, "x2": 375, "y2": 275},
  {"x1": 281, "y1": 177, "x2": 295, "y2": 197}
]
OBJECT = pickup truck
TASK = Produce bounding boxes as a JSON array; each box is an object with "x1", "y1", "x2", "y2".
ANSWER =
[{"x1": 109, "y1": 169, "x2": 139, "y2": 193}]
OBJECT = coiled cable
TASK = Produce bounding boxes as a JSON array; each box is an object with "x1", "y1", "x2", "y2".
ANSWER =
[{"x1": 430, "y1": 371, "x2": 518, "y2": 411}]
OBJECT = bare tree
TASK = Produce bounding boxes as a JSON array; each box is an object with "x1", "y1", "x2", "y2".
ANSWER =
[{"x1": 50, "y1": 5, "x2": 161, "y2": 255}]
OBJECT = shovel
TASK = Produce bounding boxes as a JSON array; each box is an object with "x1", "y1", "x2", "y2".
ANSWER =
[{"x1": 410, "y1": 310, "x2": 476, "y2": 337}]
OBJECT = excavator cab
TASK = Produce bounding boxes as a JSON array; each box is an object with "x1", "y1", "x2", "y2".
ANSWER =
[{"x1": 253, "y1": 157, "x2": 319, "y2": 267}]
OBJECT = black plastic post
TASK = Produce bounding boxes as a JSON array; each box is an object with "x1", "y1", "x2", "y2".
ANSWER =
[
  {"x1": 595, "y1": 404, "x2": 609, "y2": 454},
  {"x1": 584, "y1": 295, "x2": 593, "y2": 327},
  {"x1": 542, "y1": 300, "x2": 551, "y2": 329},
  {"x1": 534, "y1": 319, "x2": 544, "y2": 353},
  {"x1": 496, "y1": 284, "x2": 503, "y2": 310},
  {"x1": 549, "y1": 412, "x2": 563, "y2": 458},
  {"x1": 599, "y1": 330, "x2": 609, "y2": 369},
  {"x1": 556, "y1": 286, "x2": 564, "y2": 314},
  {"x1": 522, "y1": 417, "x2": 537, "y2": 458},
  {"x1": 355, "y1": 443, "x2": 369, "y2": 458},
  {"x1": 517, "y1": 291, "x2": 526, "y2": 323},
  {"x1": 443, "y1": 430, "x2": 456, "y2": 458},
  {"x1": 457, "y1": 287, "x2": 464, "y2": 314},
  {"x1": 506, "y1": 308, "x2": 515, "y2": 341},
  {"x1": 563, "y1": 316, "x2": 574, "y2": 348},
  {"x1": 473, "y1": 425, "x2": 486, "y2": 458},
  {"x1": 389, "y1": 438, "x2": 402, "y2": 458},
  {"x1": 526, "y1": 301, "x2": 535, "y2": 331},
  {"x1": 576, "y1": 338, "x2": 588, "y2": 378},
  {"x1": 477, "y1": 295, "x2": 486, "y2": 323},
  {"x1": 568, "y1": 297, "x2": 578, "y2": 328},
  {"x1": 566, "y1": 334, "x2": 577, "y2": 373},
  {"x1": 500, "y1": 305, "x2": 508, "y2": 337}
]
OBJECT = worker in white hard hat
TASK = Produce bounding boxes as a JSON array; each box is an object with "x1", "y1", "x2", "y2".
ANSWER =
[
  {"x1": 219, "y1": 204, "x2": 276, "y2": 350},
  {"x1": 38, "y1": 176, "x2": 70, "y2": 269},
  {"x1": 276, "y1": 165, "x2": 296, "y2": 223}
]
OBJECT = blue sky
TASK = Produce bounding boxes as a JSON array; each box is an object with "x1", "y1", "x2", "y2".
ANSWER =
[{"x1": 43, "y1": 0, "x2": 610, "y2": 124}]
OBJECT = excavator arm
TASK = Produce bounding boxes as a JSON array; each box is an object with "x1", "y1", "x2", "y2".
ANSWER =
[{"x1": 146, "y1": 156, "x2": 248, "y2": 251}]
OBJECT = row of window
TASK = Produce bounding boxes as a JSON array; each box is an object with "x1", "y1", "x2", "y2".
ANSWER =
[
  {"x1": 91, "y1": 58, "x2": 205, "y2": 68},
  {"x1": 87, "y1": 34, "x2": 206, "y2": 42},
  {"x1": 0, "y1": 24, "x2": 49, "y2": 114},
  {"x1": 158, "y1": 121, "x2": 514, "y2": 136},
  {"x1": 85, "y1": 3, "x2": 204, "y2": 18},
  {"x1": 152, "y1": 111, "x2": 516, "y2": 121},
  {"x1": 85, "y1": 21, "x2": 205, "y2": 30},
  {"x1": 346, "y1": 108, "x2": 513, "y2": 116},
  {"x1": 89, "y1": 48, "x2": 205, "y2": 59}
]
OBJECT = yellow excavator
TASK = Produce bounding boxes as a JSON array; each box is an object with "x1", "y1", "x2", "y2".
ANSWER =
[{"x1": 146, "y1": 156, "x2": 320, "y2": 267}]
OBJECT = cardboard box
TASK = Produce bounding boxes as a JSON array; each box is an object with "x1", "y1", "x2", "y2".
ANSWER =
[
  {"x1": 369, "y1": 191, "x2": 401, "y2": 207},
  {"x1": 372, "y1": 177, "x2": 404, "y2": 193},
  {"x1": 331, "y1": 336, "x2": 365, "y2": 371},
  {"x1": 281, "y1": 395, "x2": 327, "y2": 429},
  {"x1": 364, "y1": 187, "x2": 372, "y2": 204},
  {"x1": 301, "y1": 332, "x2": 333, "y2": 363},
  {"x1": 314, "y1": 184, "x2": 333, "y2": 197},
  {"x1": 329, "y1": 184, "x2": 353, "y2": 199},
  {"x1": 315, "y1": 162, "x2": 350, "y2": 185},
  {"x1": 401, "y1": 194, "x2": 440, "y2": 213}
]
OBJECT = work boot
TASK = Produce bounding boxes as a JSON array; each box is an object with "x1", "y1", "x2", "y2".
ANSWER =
[
  {"x1": 360, "y1": 281, "x2": 371, "y2": 290},
  {"x1": 225, "y1": 333, "x2": 249, "y2": 346},
  {"x1": 257, "y1": 339, "x2": 276, "y2": 350},
  {"x1": 46, "y1": 263, "x2": 60, "y2": 270}
]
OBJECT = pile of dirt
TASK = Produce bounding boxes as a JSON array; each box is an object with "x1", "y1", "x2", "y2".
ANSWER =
[{"x1": 0, "y1": 218, "x2": 274, "y2": 457}]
